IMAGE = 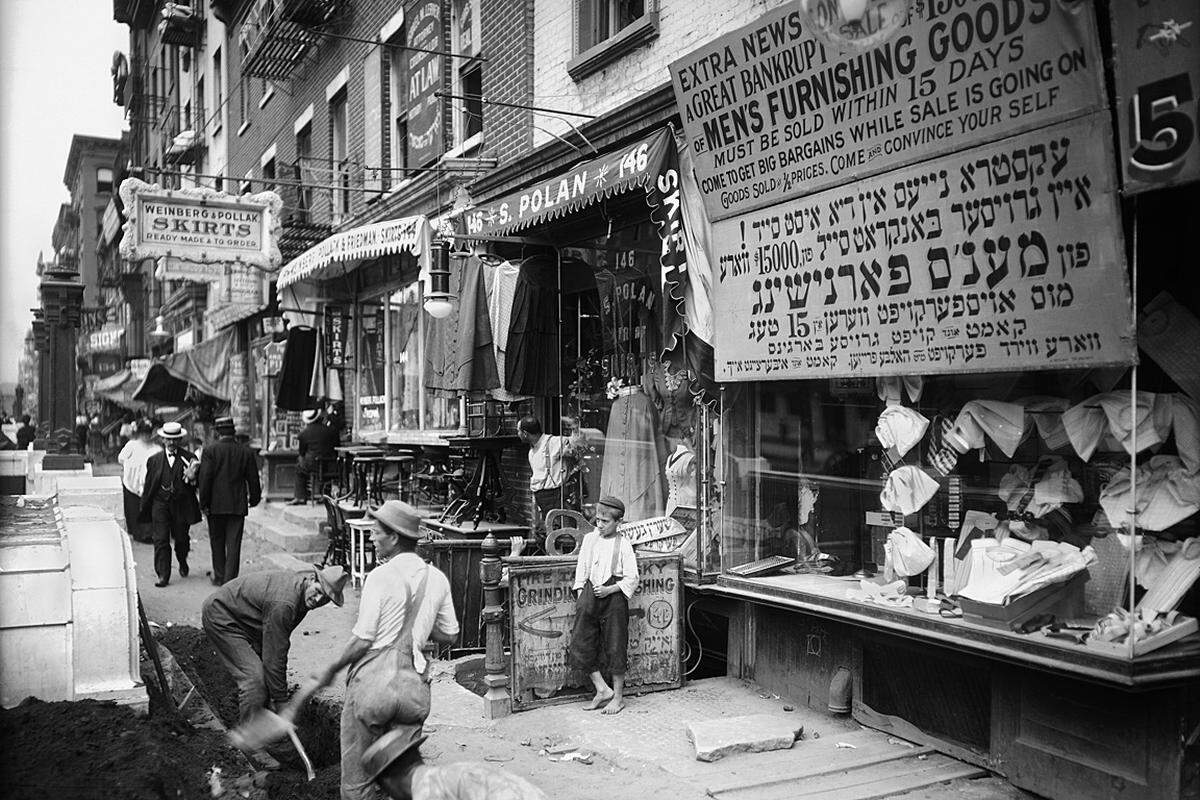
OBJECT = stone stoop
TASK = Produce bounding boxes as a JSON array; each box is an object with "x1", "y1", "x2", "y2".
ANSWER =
[{"x1": 244, "y1": 503, "x2": 327, "y2": 556}]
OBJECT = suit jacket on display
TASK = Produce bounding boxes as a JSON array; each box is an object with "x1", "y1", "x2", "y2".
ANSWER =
[
  {"x1": 140, "y1": 448, "x2": 202, "y2": 525},
  {"x1": 198, "y1": 438, "x2": 262, "y2": 516}
]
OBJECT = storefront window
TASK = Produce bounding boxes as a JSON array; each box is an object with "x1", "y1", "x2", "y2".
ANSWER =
[
  {"x1": 356, "y1": 300, "x2": 387, "y2": 435},
  {"x1": 388, "y1": 285, "x2": 421, "y2": 431}
]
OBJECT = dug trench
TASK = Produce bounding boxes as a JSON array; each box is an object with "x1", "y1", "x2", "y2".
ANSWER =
[{"x1": 155, "y1": 624, "x2": 346, "y2": 799}]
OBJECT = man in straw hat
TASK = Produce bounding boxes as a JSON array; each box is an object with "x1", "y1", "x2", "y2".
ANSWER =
[
  {"x1": 290, "y1": 406, "x2": 341, "y2": 505},
  {"x1": 139, "y1": 421, "x2": 202, "y2": 587},
  {"x1": 198, "y1": 416, "x2": 262, "y2": 586},
  {"x1": 202, "y1": 565, "x2": 349, "y2": 758},
  {"x1": 569, "y1": 495, "x2": 638, "y2": 715},
  {"x1": 361, "y1": 726, "x2": 548, "y2": 800},
  {"x1": 307, "y1": 500, "x2": 459, "y2": 800}
]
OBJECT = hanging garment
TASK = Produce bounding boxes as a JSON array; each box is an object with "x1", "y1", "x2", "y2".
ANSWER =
[
  {"x1": 925, "y1": 416, "x2": 959, "y2": 477},
  {"x1": 664, "y1": 445, "x2": 697, "y2": 516},
  {"x1": 445, "y1": 256, "x2": 500, "y2": 393},
  {"x1": 876, "y1": 376, "x2": 924, "y2": 405},
  {"x1": 948, "y1": 400, "x2": 1026, "y2": 458},
  {"x1": 1023, "y1": 397, "x2": 1071, "y2": 451},
  {"x1": 885, "y1": 526, "x2": 935, "y2": 577},
  {"x1": 486, "y1": 260, "x2": 523, "y2": 402},
  {"x1": 1171, "y1": 393, "x2": 1200, "y2": 473},
  {"x1": 309, "y1": 328, "x2": 327, "y2": 400},
  {"x1": 996, "y1": 456, "x2": 1081, "y2": 541},
  {"x1": 1063, "y1": 392, "x2": 1172, "y2": 462},
  {"x1": 1100, "y1": 455, "x2": 1200, "y2": 532},
  {"x1": 505, "y1": 256, "x2": 562, "y2": 396},
  {"x1": 276, "y1": 326, "x2": 318, "y2": 411},
  {"x1": 599, "y1": 388, "x2": 665, "y2": 521},
  {"x1": 875, "y1": 405, "x2": 930, "y2": 460},
  {"x1": 880, "y1": 466, "x2": 940, "y2": 516},
  {"x1": 644, "y1": 358, "x2": 695, "y2": 440}
]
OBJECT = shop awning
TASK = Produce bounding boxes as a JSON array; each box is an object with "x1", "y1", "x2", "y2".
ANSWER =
[
  {"x1": 93, "y1": 369, "x2": 146, "y2": 411},
  {"x1": 276, "y1": 215, "x2": 431, "y2": 289},
  {"x1": 460, "y1": 128, "x2": 674, "y2": 238},
  {"x1": 133, "y1": 328, "x2": 239, "y2": 403}
]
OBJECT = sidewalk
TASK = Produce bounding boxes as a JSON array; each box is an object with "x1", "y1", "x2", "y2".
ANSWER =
[{"x1": 133, "y1": 510, "x2": 1033, "y2": 800}]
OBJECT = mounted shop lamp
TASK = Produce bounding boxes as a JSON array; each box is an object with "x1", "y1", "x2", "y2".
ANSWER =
[
  {"x1": 424, "y1": 240, "x2": 455, "y2": 319},
  {"x1": 149, "y1": 314, "x2": 169, "y2": 340}
]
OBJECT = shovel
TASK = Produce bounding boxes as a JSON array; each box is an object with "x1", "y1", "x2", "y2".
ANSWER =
[{"x1": 228, "y1": 679, "x2": 322, "y2": 780}]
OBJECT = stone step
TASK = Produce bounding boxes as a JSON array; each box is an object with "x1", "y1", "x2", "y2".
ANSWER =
[
  {"x1": 274, "y1": 501, "x2": 329, "y2": 530},
  {"x1": 245, "y1": 505, "x2": 327, "y2": 554}
]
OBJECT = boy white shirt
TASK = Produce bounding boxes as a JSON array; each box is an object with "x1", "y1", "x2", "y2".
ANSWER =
[{"x1": 572, "y1": 530, "x2": 638, "y2": 599}]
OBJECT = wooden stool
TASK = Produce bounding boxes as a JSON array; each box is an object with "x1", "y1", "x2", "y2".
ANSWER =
[{"x1": 346, "y1": 518, "x2": 377, "y2": 589}]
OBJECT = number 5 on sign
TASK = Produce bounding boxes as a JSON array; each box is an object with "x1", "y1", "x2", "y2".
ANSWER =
[{"x1": 1110, "y1": 0, "x2": 1200, "y2": 194}]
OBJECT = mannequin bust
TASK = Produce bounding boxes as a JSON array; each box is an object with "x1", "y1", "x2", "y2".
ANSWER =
[{"x1": 664, "y1": 438, "x2": 697, "y2": 516}]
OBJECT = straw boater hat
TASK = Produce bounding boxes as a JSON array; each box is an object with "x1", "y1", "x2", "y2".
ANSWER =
[
  {"x1": 368, "y1": 500, "x2": 423, "y2": 541},
  {"x1": 362, "y1": 726, "x2": 427, "y2": 781},
  {"x1": 313, "y1": 564, "x2": 349, "y2": 606},
  {"x1": 301, "y1": 409, "x2": 322, "y2": 424},
  {"x1": 156, "y1": 421, "x2": 187, "y2": 440},
  {"x1": 213, "y1": 416, "x2": 236, "y2": 435}
]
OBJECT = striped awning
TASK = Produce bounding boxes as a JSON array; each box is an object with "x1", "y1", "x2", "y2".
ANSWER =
[{"x1": 277, "y1": 215, "x2": 431, "y2": 289}]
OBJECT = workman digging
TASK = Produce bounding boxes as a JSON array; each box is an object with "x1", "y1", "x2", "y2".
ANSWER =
[
  {"x1": 307, "y1": 499, "x2": 459, "y2": 800},
  {"x1": 569, "y1": 495, "x2": 638, "y2": 715},
  {"x1": 201, "y1": 565, "x2": 348, "y2": 767}
]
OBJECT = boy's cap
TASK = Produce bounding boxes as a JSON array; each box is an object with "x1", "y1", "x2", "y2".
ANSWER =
[{"x1": 597, "y1": 496, "x2": 625, "y2": 517}]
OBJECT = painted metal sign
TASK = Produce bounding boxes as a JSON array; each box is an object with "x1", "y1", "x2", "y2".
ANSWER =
[
  {"x1": 712, "y1": 112, "x2": 1135, "y2": 380},
  {"x1": 119, "y1": 179, "x2": 282, "y2": 270},
  {"x1": 508, "y1": 554, "x2": 683, "y2": 711},
  {"x1": 1110, "y1": 0, "x2": 1200, "y2": 193},
  {"x1": 669, "y1": 0, "x2": 1106, "y2": 221},
  {"x1": 408, "y1": 1, "x2": 444, "y2": 168}
]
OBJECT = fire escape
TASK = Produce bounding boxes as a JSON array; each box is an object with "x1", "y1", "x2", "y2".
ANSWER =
[{"x1": 238, "y1": 0, "x2": 341, "y2": 81}]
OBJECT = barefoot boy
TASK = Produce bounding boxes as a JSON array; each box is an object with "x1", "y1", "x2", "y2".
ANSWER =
[{"x1": 568, "y1": 496, "x2": 638, "y2": 714}]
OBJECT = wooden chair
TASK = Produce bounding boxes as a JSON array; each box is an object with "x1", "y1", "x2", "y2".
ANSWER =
[
  {"x1": 543, "y1": 509, "x2": 593, "y2": 556},
  {"x1": 319, "y1": 494, "x2": 351, "y2": 569}
]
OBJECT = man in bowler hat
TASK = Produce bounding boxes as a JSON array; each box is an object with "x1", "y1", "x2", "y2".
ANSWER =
[{"x1": 198, "y1": 416, "x2": 262, "y2": 585}]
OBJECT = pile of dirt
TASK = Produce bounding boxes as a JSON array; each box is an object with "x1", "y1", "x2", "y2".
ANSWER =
[
  {"x1": 0, "y1": 698, "x2": 253, "y2": 800},
  {"x1": 156, "y1": 624, "x2": 241, "y2": 728}
]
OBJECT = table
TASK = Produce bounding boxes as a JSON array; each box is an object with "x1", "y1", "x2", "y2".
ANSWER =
[{"x1": 421, "y1": 518, "x2": 531, "y2": 539}]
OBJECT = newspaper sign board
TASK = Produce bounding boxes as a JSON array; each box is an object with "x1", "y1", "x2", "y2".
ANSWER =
[
  {"x1": 508, "y1": 554, "x2": 683, "y2": 711},
  {"x1": 669, "y1": 0, "x2": 1107, "y2": 221},
  {"x1": 712, "y1": 112, "x2": 1135, "y2": 380},
  {"x1": 119, "y1": 178, "x2": 282, "y2": 270}
]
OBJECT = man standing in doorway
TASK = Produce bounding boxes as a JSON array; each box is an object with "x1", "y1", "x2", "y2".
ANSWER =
[
  {"x1": 140, "y1": 421, "x2": 202, "y2": 587},
  {"x1": 291, "y1": 407, "x2": 340, "y2": 505},
  {"x1": 517, "y1": 416, "x2": 579, "y2": 548},
  {"x1": 198, "y1": 416, "x2": 262, "y2": 586},
  {"x1": 308, "y1": 500, "x2": 459, "y2": 800}
]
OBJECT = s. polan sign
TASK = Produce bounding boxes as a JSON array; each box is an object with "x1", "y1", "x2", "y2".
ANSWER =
[
  {"x1": 670, "y1": 0, "x2": 1106, "y2": 221},
  {"x1": 119, "y1": 178, "x2": 283, "y2": 270}
]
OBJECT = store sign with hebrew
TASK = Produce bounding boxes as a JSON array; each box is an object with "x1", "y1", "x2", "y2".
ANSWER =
[
  {"x1": 508, "y1": 554, "x2": 683, "y2": 711},
  {"x1": 712, "y1": 112, "x2": 1136, "y2": 380},
  {"x1": 669, "y1": 0, "x2": 1106, "y2": 221},
  {"x1": 119, "y1": 178, "x2": 282, "y2": 270}
]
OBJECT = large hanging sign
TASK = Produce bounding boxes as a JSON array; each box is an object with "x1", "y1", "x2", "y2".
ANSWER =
[
  {"x1": 712, "y1": 112, "x2": 1136, "y2": 381},
  {"x1": 119, "y1": 179, "x2": 283, "y2": 270},
  {"x1": 408, "y1": 1, "x2": 444, "y2": 168},
  {"x1": 669, "y1": 0, "x2": 1106, "y2": 221},
  {"x1": 1110, "y1": 0, "x2": 1200, "y2": 194}
]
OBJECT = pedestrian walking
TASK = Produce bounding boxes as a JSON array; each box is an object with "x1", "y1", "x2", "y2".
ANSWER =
[
  {"x1": 290, "y1": 407, "x2": 340, "y2": 505},
  {"x1": 15, "y1": 414, "x2": 36, "y2": 449},
  {"x1": 197, "y1": 416, "x2": 262, "y2": 586},
  {"x1": 307, "y1": 500, "x2": 459, "y2": 800},
  {"x1": 569, "y1": 495, "x2": 638, "y2": 715},
  {"x1": 139, "y1": 421, "x2": 202, "y2": 587},
  {"x1": 117, "y1": 419, "x2": 157, "y2": 543},
  {"x1": 202, "y1": 566, "x2": 348, "y2": 766}
]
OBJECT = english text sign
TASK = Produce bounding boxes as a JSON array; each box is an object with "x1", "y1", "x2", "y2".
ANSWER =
[{"x1": 670, "y1": 0, "x2": 1106, "y2": 221}]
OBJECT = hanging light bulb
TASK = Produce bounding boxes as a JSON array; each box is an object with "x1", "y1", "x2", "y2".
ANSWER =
[
  {"x1": 423, "y1": 241, "x2": 455, "y2": 319},
  {"x1": 799, "y1": 0, "x2": 911, "y2": 53}
]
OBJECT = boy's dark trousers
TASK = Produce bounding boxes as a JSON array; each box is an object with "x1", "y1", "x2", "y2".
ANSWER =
[{"x1": 568, "y1": 577, "x2": 629, "y2": 674}]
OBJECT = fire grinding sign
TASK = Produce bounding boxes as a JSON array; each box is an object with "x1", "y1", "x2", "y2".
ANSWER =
[
  {"x1": 119, "y1": 178, "x2": 282, "y2": 270},
  {"x1": 508, "y1": 554, "x2": 683, "y2": 711}
]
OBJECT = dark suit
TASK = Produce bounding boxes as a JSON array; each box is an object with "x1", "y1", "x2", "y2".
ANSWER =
[
  {"x1": 198, "y1": 436, "x2": 263, "y2": 585},
  {"x1": 294, "y1": 421, "x2": 341, "y2": 501},
  {"x1": 140, "y1": 446, "x2": 202, "y2": 583}
]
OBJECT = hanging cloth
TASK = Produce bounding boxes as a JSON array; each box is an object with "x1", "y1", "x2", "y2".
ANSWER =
[
  {"x1": 276, "y1": 326, "x2": 318, "y2": 411},
  {"x1": 599, "y1": 388, "x2": 665, "y2": 521},
  {"x1": 446, "y1": 255, "x2": 500, "y2": 393}
]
